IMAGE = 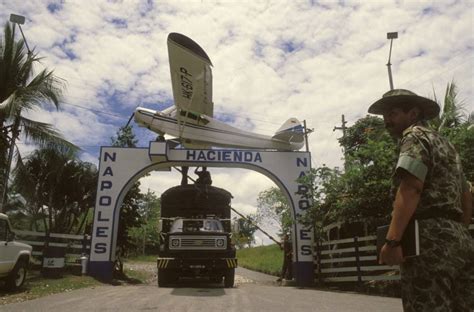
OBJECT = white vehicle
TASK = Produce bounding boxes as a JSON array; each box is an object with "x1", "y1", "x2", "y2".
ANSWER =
[
  {"x1": 0, "y1": 213, "x2": 32, "y2": 290},
  {"x1": 134, "y1": 33, "x2": 305, "y2": 151}
]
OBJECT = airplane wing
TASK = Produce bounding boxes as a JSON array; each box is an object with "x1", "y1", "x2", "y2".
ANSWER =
[{"x1": 168, "y1": 33, "x2": 214, "y2": 118}]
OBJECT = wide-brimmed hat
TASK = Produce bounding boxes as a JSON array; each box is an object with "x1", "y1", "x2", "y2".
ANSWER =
[{"x1": 368, "y1": 89, "x2": 440, "y2": 120}]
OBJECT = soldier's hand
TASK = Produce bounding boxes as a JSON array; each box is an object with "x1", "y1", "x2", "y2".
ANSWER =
[{"x1": 379, "y1": 244, "x2": 404, "y2": 266}]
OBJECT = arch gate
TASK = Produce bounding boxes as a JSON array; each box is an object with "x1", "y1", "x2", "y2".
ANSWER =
[{"x1": 89, "y1": 141, "x2": 314, "y2": 286}]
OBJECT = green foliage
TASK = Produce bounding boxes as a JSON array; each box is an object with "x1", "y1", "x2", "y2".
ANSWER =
[
  {"x1": 111, "y1": 125, "x2": 144, "y2": 255},
  {"x1": 256, "y1": 187, "x2": 293, "y2": 236},
  {"x1": 236, "y1": 244, "x2": 282, "y2": 276},
  {"x1": 231, "y1": 215, "x2": 258, "y2": 248},
  {"x1": 299, "y1": 116, "x2": 397, "y2": 236},
  {"x1": 9, "y1": 147, "x2": 97, "y2": 233},
  {"x1": 1, "y1": 22, "x2": 77, "y2": 210},
  {"x1": 128, "y1": 190, "x2": 161, "y2": 255}
]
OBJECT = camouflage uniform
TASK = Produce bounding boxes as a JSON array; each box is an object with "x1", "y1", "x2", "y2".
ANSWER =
[{"x1": 392, "y1": 122, "x2": 474, "y2": 311}]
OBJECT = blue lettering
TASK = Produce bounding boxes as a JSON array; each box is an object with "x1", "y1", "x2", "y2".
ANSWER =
[
  {"x1": 244, "y1": 152, "x2": 252, "y2": 162},
  {"x1": 254, "y1": 153, "x2": 262, "y2": 163},
  {"x1": 99, "y1": 196, "x2": 111, "y2": 206},
  {"x1": 300, "y1": 229, "x2": 311, "y2": 240},
  {"x1": 96, "y1": 227, "x2": 108, "y2": 237},
  {"x1": 100, "y1": 180, "x2": 112, "y2": 191},
  {"x1": 197, "y1": 151, "x2": 206, "y2": 161},
  {"x1": 298, "y1": 199, "x2": 310, "y2": 210},
  {"x1": 98, "y1": 211, "x2": 109, "y2": 221},
  {"x1": 297, "y1": 157, "x2": 308, "y2": 167},
  {"x1": 223, "y1": 151, "x2": 231, "y2": 161},
  {"x1": 301, "y1": 245, "x2": 312, "y2": 255},
  {"x1": 298, "y1": 171, "x2": 306, "y2": 178},
  {"x1": 187, "y1": 150, "x2": 196, "y2": 160},
  {"x1": 234, "y1": 151, "x2": 242, "y2": 162},
  {"x1": 104, "y1": 152, "x2": 116, "y2": 162},
  {"x1": 103, "y1": 167, "x2": 113, "y2": 176},
  {"x1": 207, "y1": 151, "x2": 215, "y2": 161},
  {"x1": 94, "y1": 243, "x2": 107, "y2": 254}
]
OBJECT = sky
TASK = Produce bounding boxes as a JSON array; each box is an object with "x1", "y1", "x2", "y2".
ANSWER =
[{"x1": 1, "y1": 0, "x2": 473, "y2": 245}]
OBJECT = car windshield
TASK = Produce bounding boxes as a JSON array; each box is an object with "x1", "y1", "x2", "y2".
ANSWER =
[{"x1": 170, "y1": 219, "x2": 224, "y2": 233}]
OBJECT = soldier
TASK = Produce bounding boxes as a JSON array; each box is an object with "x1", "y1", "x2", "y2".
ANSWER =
[
  {"x1": 277, "y1": 233, "x2": 292, "y2": 282},
  {"x1": 369, "y1": 89, "x2": 473, "y2": 311}
]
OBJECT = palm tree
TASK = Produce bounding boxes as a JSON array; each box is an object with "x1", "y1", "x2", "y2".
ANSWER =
[
  {"x1": 430, "y1": 81, "x2": 468, "y2": 131},
  {"x1": 0, "y1": 21, "x2": 77, "y2": 211},
  {"x1": 12, "y1": 147, "x2": 97, "y2": 233}
]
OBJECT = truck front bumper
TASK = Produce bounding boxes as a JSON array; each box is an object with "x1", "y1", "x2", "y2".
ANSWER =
[{"x1": 157, "y1": 257, "x2": 237, "y2": 270}]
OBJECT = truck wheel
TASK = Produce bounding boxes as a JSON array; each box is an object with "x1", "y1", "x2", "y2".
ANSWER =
[
  {"x1": 224, "y1": 269, "x2": 235, "y2": 288},
  {"x1": 158, "y1": 269, "x2": 175, "y2": 287},
  {"x1": 6, "y1": 259, "x2": 28, "y2": 291}
]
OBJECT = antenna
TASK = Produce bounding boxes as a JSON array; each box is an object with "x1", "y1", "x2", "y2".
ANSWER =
[{"x1": 386, "y1": 32, "x2": 398, "y2": 90}]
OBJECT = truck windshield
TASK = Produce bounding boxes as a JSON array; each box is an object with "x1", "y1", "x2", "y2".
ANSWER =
[{"x1": 170, "y1": 219, "x2": 224, "y2": 233}]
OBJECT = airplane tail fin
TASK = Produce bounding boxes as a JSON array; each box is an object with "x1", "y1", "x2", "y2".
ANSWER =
[{"x1": 272, "y1": 118, "x2": 305, "y2": 143}]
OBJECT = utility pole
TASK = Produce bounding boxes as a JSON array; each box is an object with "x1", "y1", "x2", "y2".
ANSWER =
[
  {"x1": 333, "y1": 114, "x2": 348, "y2": 171},
  {"x1": 333, "y1": 114, "x2": 347, "y2": 139}
]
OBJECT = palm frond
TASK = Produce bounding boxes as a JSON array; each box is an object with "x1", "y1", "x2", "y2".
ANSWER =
[{"x1": 19, "y1": 116, "x2": 79, "y2": 154}]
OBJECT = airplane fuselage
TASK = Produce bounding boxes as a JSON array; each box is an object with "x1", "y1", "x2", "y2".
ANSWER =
[{"x1": 134, "y1": 107, "x2": 304, "y2": 151}]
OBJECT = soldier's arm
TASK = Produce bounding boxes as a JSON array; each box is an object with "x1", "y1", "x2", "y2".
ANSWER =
[
  {"x1": 387, "y1": 170, "x2": 423, "y2": 242},
  {"x1": 380, "y1": 170, "x2": 424, "y2": 266}
]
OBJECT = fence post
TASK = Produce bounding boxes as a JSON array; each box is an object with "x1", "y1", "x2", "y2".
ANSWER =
[
  {"x1": 82, "y1": 234, "x2": 90, "y2": 255},
  {"x1": 315, "y1": 240, "x2": 323, "y2": 285},
  {"x1": 354, "y1": 236, "x2": 362, "y2": 285}
]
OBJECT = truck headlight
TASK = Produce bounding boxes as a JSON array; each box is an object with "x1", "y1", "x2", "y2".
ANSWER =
[
  {"x1": 171, "y1": 238, "x2": 180, "y2": 247},
  {"x1": 216, "y1": 238, "x2": 225, "y2": 247}
]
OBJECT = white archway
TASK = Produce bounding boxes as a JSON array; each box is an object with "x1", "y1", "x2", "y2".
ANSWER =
[{"x1": 89, "y1": 141, "x2": 314, "y2": 286}]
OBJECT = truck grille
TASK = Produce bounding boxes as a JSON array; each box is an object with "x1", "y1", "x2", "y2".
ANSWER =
[{"x1": 169, "y1": 235, "x2": 227, "y2": 250}]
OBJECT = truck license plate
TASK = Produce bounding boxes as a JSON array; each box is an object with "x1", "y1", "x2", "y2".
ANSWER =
[{"x1": 189, "y1": 265, "x2": 205, "y2": 269}]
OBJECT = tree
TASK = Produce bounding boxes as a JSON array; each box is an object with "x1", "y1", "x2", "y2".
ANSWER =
[
  {"x1": 110, "y1": 125, "x2": 144, "y2": 256},
  {"x1": 256, "y1": 187, "x2": 293, "y2": 236},
  {"x1": 431, "y1": 81, "x2": 474, "y2": 182},
  {"x1": 10, "y1": 147, "x2": 97, "y2": 233},
  {"x1": 0, "y1": 22, "x2": 77, "y2": 212},
  {"x1": 128, "y1": 190, "x2": 161, "y2": 255},
  {"x1": 231, "y1": 215, "x2": 258, "y2": 248},
  {"x1": 297, "y1": 116, "x2": 397, "y2": 238}
]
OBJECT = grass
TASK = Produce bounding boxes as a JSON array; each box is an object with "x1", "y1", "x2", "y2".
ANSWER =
[
  {"x1": 0, "y1": 260, "x2": 155, "y2": 306},
  {"x1": 237, "y1": 244, "x2": 283, "y2": 276},
  {"x1": 0, "y1": 267, "x2": 102, "y2": 305}
]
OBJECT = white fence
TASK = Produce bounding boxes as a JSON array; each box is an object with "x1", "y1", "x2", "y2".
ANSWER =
[
  {"x1": 15, "y1": 230, "x2": 90, "y2": 262},
  {"x1": 314, "y1": 223, "x2": 474, "y2": 284}
]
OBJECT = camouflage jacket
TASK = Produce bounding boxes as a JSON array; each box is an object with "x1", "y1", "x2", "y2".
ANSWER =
[{"x1": 392, "y1": 122, "x2": 467, "y2": 220}]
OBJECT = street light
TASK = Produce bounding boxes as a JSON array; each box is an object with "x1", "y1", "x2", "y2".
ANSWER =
[
  {"x1": 9, "y1": 14, "x2": 32, "y2": 55},
  {"x1": 386, "y1": 32, "x2": 398, "y2": 90}
]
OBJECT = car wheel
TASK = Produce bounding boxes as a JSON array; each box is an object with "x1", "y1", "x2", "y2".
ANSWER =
[{"x1": 6, "y1": 259, "x2": 28, "y2": 291}]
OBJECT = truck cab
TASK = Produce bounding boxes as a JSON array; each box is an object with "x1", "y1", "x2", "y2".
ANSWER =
[{"x1": 157, "y1": 183, "x2": 237, "y2": 288}]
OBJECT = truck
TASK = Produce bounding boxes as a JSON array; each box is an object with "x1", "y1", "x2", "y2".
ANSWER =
[
  {"x1": 0, "y1": 213, "x2": 32, "y2": 291},
  {"x1": 157, "y1": 171, "x2": 237, "y2": 288}
]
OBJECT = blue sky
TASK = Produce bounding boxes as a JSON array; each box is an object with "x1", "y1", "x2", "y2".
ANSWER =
[{"x1": 1, "y1": 0, "x2": 472, "y2": 244}]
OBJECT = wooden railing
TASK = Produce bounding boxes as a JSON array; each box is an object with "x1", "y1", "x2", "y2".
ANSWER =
[
  {"x1": 314, "y1": 223, "x2": 474, "y2": 284},
  {"x1": 15, "y1": 230, "x2": 90, "y2": 263}
]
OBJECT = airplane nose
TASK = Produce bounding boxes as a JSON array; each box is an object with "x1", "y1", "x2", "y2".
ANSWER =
[{"x1": 134, "y1": 108, "x2": 153, "y2": 126}]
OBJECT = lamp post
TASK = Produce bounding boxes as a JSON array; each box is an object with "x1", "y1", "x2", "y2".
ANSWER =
[
  {"x1": 386, "y1": 32, "x2": 398, "y2": 90},
  {"x1": 0, "y1": 14, "x2": 30, "y2": 212}
]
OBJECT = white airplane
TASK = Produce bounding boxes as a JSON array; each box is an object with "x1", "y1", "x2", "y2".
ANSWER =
[{"x1": 134, "y1": 33, "x2": 306, "y2": 151}]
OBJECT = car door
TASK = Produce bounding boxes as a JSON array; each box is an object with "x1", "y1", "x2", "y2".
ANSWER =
[{"x1": 0, "y1": 219, "x2": 16, "y2": 274}]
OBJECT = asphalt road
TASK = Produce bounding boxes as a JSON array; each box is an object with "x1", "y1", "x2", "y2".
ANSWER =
[{"x1": 2, "y1": 267, "x2": 402, "y2": 312}]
